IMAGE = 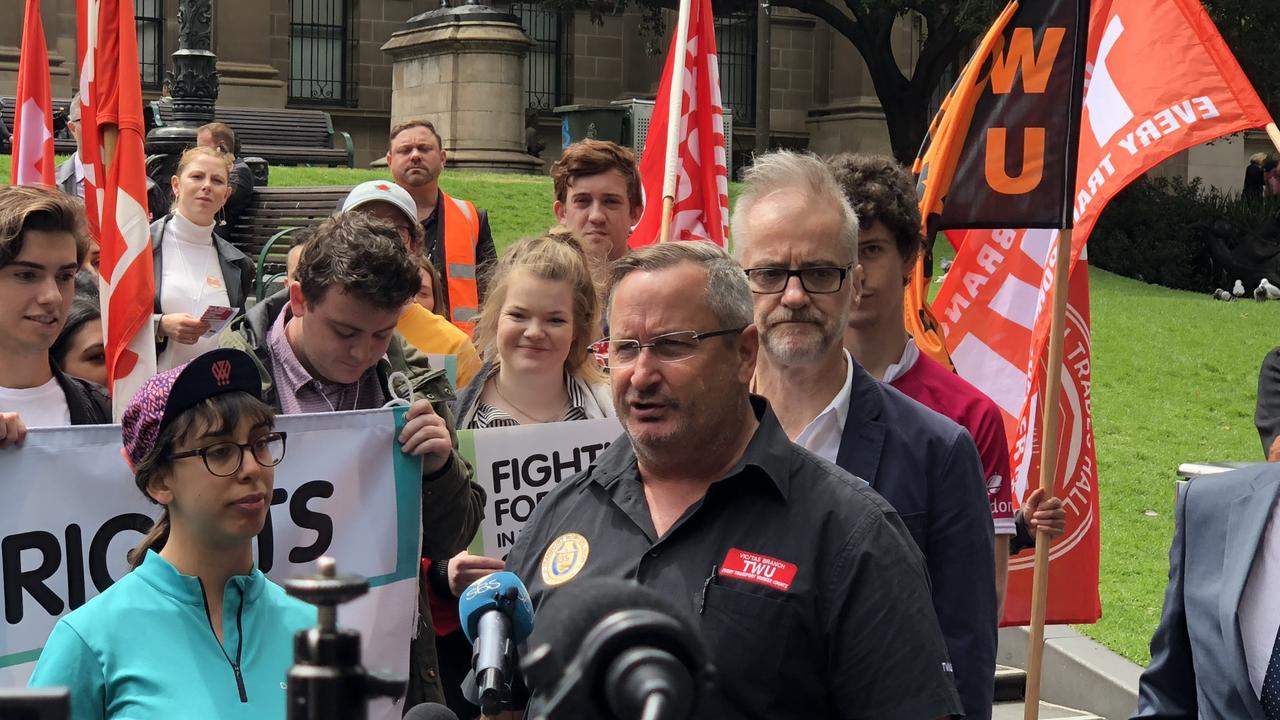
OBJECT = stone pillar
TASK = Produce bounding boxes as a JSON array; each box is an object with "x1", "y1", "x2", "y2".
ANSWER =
[
  {"x1": 382, "y1": 5, "x2": 543, "y2": 174},
  {"x1": 215, "y1": 0, "x2": 286, "y2": 107}
]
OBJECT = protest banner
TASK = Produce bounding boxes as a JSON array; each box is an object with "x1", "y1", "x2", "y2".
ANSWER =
[
  {"x1": 458, "y1": 418, "x2": 623, "y2": 558},
  {"x1": 0, "y1": 408, "x2": 421, "y2": 720},
  {"x1": 425, "y1": 353, "x2": 458, "y2": 388}
]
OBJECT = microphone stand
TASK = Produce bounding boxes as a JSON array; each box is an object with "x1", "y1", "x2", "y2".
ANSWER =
[{"x1": 285, "y1": 556, "x2": 406, "y2": 720}]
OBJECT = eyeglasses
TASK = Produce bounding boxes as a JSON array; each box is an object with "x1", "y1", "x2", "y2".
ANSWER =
[
  {"x1": 590, "y1": 328, "x2": 746, "y2": 369},
  {"x1": 743, "y1": 266, "x2": 852, "y2": 294},
  {"x1": 169, "y1": 432, "x2": 288, "y2": 477}
]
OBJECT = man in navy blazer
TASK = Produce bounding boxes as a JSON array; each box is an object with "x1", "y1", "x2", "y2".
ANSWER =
[
  {"x1": 1132, "y1": 465, "x2": 1280, "y2": 719},
  {"x1": 738, "y1": 151, "x2": 995, "y2": 720}
]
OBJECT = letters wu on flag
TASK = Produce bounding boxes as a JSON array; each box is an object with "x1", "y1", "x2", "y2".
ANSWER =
[
  {"x1": 629, "y1": 0, "x2": 730, "y2": 248},
  {"x1": 933, "y1": 0, "x2": 1272, "y2": 625},
  {"x1": 908, "y1": 0, "x2": 1089, "y2": 370}
]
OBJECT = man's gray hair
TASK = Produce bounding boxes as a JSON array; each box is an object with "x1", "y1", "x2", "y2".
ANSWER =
[
  {"x1": 730, "y1": 150, "x2": 860, "y2": 263},
  {"x1": 605, "y1": 241, "x2": 753, "y2": 330}
]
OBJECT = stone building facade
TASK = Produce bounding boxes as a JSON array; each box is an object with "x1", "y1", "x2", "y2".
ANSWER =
[
  {"x1": 0, "y1": 0, "x2": 1261, "y2": 188},
  {"x1": 0, "y1": 0, "x2": 910, "y2": 170}
]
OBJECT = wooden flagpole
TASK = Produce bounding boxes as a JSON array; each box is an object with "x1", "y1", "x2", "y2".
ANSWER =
[
  {"x1": 658, "y1": 0, "x2": 693, "y2": 243},
  {"x1": 1267, "y1": 122, "x2": 1280, "y2": 155},
  {"x1": 1023, "y1": 226, "x2": 1073, "y2": 720}
]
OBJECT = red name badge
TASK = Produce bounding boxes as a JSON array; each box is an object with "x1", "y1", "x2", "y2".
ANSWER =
[{"x1": 719, "y1": 548, "x2": 797, "y2": 592}]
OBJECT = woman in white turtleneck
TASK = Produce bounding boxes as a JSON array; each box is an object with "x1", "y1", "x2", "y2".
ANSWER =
[{"x1": 150, "y1": 146, "x2": 255, "y2": 371}]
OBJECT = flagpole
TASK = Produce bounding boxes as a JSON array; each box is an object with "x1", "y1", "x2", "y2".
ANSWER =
[
  {"x1": 1023, "y1": 226, "x2": 1073, "y2": 720},
  {"x1": 1267, "y1": 122, "x2": 1280, "y2": 155},
  {"x1": 659, "y1": 0, "x2": 693, "y2": 243}
]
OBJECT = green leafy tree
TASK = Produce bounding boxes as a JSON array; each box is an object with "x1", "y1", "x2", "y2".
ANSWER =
[{"x1": 1202, "y1": 0, "x2": 1280, "y2": 119}]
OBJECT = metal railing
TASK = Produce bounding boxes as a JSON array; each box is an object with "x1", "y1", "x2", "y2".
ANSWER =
[
  {"x1": 715, "y1": 11, "x2": 755, "y2": 127},
  {"x1": 513, "y1": 2, "x2": 569, "y2": 112},
  {"x1": 135, "y1": 0, "x2": 163, "y2": 90},
  {"x1": 288, "y1": 0, "x2": 357, "y2": 106}
]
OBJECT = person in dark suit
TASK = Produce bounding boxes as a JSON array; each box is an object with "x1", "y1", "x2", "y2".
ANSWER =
[
  {"x1": 196, "y1": 122, "x2": 257, "y2": 231},
  {"x1": 1254, "y1": 347, "x2": 1280, "y2": 461},
  {"x1": 1132, "y1": 464, "x2": 1280, "y2": 719},
  {"x1": 54, "y1": 94, "x2": 170, "y2": 222},
  {"x1": 737, "y1": 150, "x2": 996, "y2": 719}
]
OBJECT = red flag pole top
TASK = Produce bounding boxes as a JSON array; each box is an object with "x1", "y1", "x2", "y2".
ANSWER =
[
  {"x1": 631, "y1": 0, "x2": 730, "y2": 249},
  {"x1": 11, "y1": 0, "x2": 56, "y2": 187},
  {"x1": 658, "y1": 0, "x2": 694, "y2": 243}
]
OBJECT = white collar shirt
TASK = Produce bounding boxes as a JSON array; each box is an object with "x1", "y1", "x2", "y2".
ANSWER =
[
  {"x1": 793, "y1": 349, "x2": 855, "y2": 465},
  {"x1": 1240, "y1": 490, "x2": 1280, "y2": 699}
]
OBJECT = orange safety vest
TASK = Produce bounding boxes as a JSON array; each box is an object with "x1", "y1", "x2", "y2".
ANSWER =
[{"x1": 440, "y1": 190, "x2": 481, "y2": 334}]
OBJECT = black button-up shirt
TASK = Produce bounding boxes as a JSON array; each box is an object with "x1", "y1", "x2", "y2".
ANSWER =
[{"x1": 505, "y1": 397, "x2": 962, "y2": 720}]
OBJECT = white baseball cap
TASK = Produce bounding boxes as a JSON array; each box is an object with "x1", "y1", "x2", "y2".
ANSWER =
[{"x1": 340, "y1": 180, "x2": 418, "y2": 226}]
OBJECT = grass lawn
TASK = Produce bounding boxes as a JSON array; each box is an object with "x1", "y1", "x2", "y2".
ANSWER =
[{"x1": 8, "y1": 160, "x2": 1276, "y2": 664}]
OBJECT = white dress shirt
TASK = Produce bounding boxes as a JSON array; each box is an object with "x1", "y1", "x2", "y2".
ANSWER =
[
  {"x1": 1240, "y1": 490, "x2": 1280, "y2": 699},
  {"x1": 793, "y1": 349, "x2": 855, "y2": 464}
]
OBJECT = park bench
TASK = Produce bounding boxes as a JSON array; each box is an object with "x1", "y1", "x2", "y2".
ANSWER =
[
  {"x1": 222, "y1": 185, "x2": 353, "y2": 301},
  {"x1": 0, "y1": 96, "x2": 80, "y2": 155},
  {"x1": 148, "y1": 101, "x2": 354, "y2": 168}
]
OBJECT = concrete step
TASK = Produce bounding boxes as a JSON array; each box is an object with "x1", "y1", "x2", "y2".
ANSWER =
[
  {"x1": 995, "y1": 664, "x2": 1027, "y2": 702},
  {"x1": 992, "y1": 700, "x2": 1106, "y2": 720}
]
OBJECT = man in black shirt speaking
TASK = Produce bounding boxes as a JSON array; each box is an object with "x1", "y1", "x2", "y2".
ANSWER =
[{"x1": 503, "y1": 241, "x2": 962, "y2": 720}]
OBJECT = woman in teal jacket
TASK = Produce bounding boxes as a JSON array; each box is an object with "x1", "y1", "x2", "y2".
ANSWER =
[{"x1": 28, "y1": 348, "x2": 316, "y2": 719}]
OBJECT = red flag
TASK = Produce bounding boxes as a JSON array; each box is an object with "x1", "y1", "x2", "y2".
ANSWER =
[
  {"x1": 933, "y1": 0, "x2": 1273, "y2": 625},
  {"x1": 629, "y1": 0, "x2": 729, "y2": 248},
  {"x1": 11, "y1": 0, "x2": 56, "y2": 187},
  {"x1": 76, "y1": 0, "x2": 102, "y2": 241},
  {"x1": 95, "y1": 0, "x2": 157, "y2": 415}
]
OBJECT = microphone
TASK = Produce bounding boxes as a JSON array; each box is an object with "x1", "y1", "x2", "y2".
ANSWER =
[
  {"x1": 458, "y1": 571, "x2": 535, "y2": 716},
  {"x1": 520, "y1": 578, "x2": 711, "y2": 720},
  {"x1": 402, "y1": 703, "x2": 460, "y2": 720}
]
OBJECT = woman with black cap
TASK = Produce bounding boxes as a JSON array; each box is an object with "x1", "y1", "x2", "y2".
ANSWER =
[{"x1": 28, "y1": 348, "x2": 316, "y2": 719}]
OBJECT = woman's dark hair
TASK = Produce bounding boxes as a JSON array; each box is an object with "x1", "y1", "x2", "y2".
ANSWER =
[
  {"x1": 127, "y1": 392, "x2": 276, "y2": 568},
  {"x1": 50, "y1": 298, "x2": 101, "y2": 369}
]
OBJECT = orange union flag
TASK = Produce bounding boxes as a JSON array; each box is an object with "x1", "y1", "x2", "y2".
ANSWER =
[
  {"x1": 935, "y1": 0, "x2": 1272, "y2": 625},
  {"x1": 910, "y1": 0, "x2": 1090, "y2": 368}
]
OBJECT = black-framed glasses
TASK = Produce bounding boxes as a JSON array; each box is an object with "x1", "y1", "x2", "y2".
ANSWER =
[
  {"x1": 169, "y1": 432, "x2": 288, "y2": 477},
  {"x1": 743, "y1": 266, "x2": 852, "y2": 294},
  {"x1": 590, "y1": 328, "x2": 746, "y2": 369}
]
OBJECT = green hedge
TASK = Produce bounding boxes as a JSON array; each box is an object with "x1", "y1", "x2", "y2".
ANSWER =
[{"x1": 1090, "y1": 175, "x2": 1280, "y2": 291}]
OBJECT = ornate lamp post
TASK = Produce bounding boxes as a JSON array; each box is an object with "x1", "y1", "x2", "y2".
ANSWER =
[{"x1": 145, "y1": 0, "x2": 218, "y2": 180}]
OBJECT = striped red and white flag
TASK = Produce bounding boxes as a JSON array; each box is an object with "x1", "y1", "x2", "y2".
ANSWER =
[
  {"x1": 95, "y1": 0, "x2": 156, "y2": 417},
  {"x1": 75, "y1": 0, "x2": 102, "y2": 240},
  {"x1": 11, "y1": 0, "x2": 56, "y2": 187},
  {"x1": 629, "y1": 0, "x2": 730, "y2": 248}
]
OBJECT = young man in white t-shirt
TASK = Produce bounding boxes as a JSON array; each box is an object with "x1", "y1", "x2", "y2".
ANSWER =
[{"x1": 0, "y1": 186, "x2": 110, "y2": 448}]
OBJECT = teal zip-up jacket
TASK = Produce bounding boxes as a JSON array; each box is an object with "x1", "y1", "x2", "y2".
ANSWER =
[{"x1": 28, "y1": 550, "x2": 316, "y2": 720}]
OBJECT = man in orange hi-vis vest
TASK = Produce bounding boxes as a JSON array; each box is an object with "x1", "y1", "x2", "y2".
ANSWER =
[{"x1": 380, "y1": 120, "x2": 496, "y2": 333}]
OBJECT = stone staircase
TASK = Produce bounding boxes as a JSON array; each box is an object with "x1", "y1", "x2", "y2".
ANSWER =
[{"x1": 993, "y1": 664, "x2": 1106, "y2": 719}]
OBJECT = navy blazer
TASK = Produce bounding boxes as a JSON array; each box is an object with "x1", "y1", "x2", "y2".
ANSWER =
[
  {"x1": 836, "y1": 359, "x2": 996, "y2": 720},
  {"x1": 1132, "y1": 465, "x2": 1280, "y2": 720}
]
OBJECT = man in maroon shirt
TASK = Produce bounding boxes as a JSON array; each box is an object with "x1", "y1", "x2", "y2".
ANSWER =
[{"x1": 828, "y1": 152, "x2": 1066, "y2": 614}]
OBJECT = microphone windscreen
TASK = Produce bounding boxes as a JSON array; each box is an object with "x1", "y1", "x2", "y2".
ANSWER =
[
  {"x1": 526, "y1": 577, "x2": 697, "y2": 679},
  {"x1": 458, "y1": 571, "x2": 535, "y2": 644},
  {"x1": 402, "y1": 702, "x2": 461, "y2": 720}
]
